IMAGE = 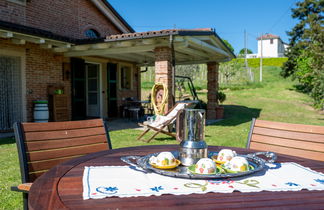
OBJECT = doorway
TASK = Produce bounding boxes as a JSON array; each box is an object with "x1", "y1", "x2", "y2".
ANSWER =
[
  {"x1": 107, "y1": 63, "x2": 118, "y2": 117},
  {"x1": 86, "y1": 63, "x2": 100, "y2": 118},
  {"x1": 71, "y1": 58, "x2": 101, "y2": 120},
  {"x1": 0, "y1": 56, "x2": 23, "y2": 131}
]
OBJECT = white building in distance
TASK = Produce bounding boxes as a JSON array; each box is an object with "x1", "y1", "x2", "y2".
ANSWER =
[{"x1": 257, "y1": 33, "x2": 288, "y2": 58}]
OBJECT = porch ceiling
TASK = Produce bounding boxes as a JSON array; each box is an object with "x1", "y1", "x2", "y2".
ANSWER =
[
  {"x1": 0, "y1": 28, "x2": 72, "y2": 48},
  {"x1": 59, "y1": 29, "x2": 235, "y2": 65}
]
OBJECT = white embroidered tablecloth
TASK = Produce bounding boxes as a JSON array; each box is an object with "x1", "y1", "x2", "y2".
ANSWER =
[{"x1": 83, "y1": 162, "x2": 324, "y2": 200}]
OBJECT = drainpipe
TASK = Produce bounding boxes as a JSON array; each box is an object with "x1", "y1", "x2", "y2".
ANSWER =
[
  {"x1": 170, "y1": 34, "x2": 176, "y2": 104},
  {"x1": 140, "y1": 66, "x2": 148, "y2": 73}
]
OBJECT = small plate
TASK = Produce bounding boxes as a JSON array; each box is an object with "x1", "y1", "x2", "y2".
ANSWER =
[
  {"x1": 211, "y1": 155, "x2": 226, "y2": 165},
  {"x1": 149, "y1": 159, "x2": 181, "y2": 169},
  {"x1": 223, "y1": 165, "x2": 255, "y2": 174},
  {"x1": 187, "y1": 164, "x2": 221, "y2": 175}
]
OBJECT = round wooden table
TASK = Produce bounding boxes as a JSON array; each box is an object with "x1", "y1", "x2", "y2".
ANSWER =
[{"x1": 28, "y1": 145, "x2": 324, "y2": 209}]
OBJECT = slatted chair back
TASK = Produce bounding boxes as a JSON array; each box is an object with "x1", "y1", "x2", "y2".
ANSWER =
[
  {"x1": 247, "y1": 118, "x2": 324, "y2": 161},
  {"x1": 14, "y1": 119, "x2": 112, "y2": 183}
]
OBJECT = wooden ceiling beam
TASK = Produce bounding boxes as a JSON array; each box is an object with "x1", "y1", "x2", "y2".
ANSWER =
[
  {"x1": 186, "y1": 37, "x2": 229, "y2": 57},
  {"x1": 177, "y1": 46, "x2": 210, "y2": 59},
  {"x1": 64, "y1": 42, "x2": 186, "y2": 57},
  {"x1": 40, "y1": 44, "x2": 53, "y2": 49},
  {"x1": 100, "y1": 54, "x2": 138, "y2": 63},
  {"x1": 90, "y1": 43, "x2": 111, "y2": 49},
  {"x1": 0, "y1": 31, "x2": 13, "y2": 38},
  {"x1": 11, "y1": 38, "x2": 26, "y2": 45}
]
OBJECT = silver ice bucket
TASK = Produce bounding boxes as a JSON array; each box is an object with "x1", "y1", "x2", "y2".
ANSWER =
[{"x1": 179, "y1": 108, "x2": 207, "y2": 166}]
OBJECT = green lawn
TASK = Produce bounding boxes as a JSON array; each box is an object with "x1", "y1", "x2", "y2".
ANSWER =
[{"x1": 1, "y1": 66, "x2": 323, "y2": 209}]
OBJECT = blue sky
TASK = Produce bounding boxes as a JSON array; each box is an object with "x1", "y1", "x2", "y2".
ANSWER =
[{"x1": 108, "y1": 0, "x2": 299, "y2": 54}]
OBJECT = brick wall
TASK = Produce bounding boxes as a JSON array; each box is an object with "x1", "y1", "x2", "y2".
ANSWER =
[
  {"x1": 0, "y1": 0, "x2": 26, "y2": 24},
  {"x1": 207, "y1": 62, "x2": 219, "y2": 119},
  {"x1": 0, "y1": 0, "x2": 122, "y2": 39},
  {"x1": 154, "y1": 47, "x2": 174, "y2": 113},
  {"x1": 25, "y1": 43, "x2": 70, "y2": 121},
  {"x1": 0, "y1": 38, "x2": 70, "y2": 122}
]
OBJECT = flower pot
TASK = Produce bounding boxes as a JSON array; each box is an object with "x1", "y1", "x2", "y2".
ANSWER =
[{"x1": 216, "y1": 106, "x2": 224, "y2": 119}]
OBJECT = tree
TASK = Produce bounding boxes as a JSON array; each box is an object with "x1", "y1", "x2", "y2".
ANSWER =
[
  {"x1": 239, "y1": 48, "x2": 253, "y2": 55},
  {"x1": 222, "y1": 39, "x2": 234, "y2": 53},
  {"x1": 281, "y1": 0, "x2": 324, "y2": 109}
]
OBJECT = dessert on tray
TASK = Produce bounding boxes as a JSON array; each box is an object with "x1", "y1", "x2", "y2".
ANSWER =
[
  {"x1": 149, "y1": 152, "x2": 181, "y2": 169},
  {"x1": 224, "y1": 156, "x2": 250, "y2": 172},
  {"x1": 213, "y1": 149, "x2": 237, "y2": 164},
  {"x1": 193, "y1": 158, "x2": 217, "y2": 174}
]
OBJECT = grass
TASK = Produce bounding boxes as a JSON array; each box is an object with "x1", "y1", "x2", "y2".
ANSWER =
[
  {"x1": 0, "y1": 137, "x2": 20, "y2": 210},
  {"x1": 1, "y1": 66, "x2": 323, "y2": 209}
]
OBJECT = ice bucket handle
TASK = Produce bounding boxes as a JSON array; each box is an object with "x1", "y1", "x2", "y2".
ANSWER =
[
  {"x1": 247, "y1": 151, "x2": 277, "y2": 163},
  {"x1": 121, "y1": 156, "x2": 142, "y2": 167}
]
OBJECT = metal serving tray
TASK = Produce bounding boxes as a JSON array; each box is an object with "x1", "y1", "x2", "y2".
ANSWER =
[{"x1": 121, "y1": 151, "x2": 276, "y2": 179}]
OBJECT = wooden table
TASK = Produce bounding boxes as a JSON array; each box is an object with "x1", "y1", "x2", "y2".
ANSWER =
[{"x1": 28, "y1": 145, "x2": 324, "y2": 209}]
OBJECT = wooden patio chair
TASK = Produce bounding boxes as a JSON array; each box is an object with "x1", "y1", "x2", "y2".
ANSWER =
[
  {"x1": 137, "y1": 102, "x2": 190, "y2": 143},
  {"x1": 246, "y1": 118, "x2": 324, "y2": 161},
  {"x1": 11, "y1": 119, "x2": 112, "y2": 210}
]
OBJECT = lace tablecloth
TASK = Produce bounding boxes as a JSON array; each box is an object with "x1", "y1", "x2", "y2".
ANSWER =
[{"x1": 83, "y1": 162, "x2": 324, "y2": 200}]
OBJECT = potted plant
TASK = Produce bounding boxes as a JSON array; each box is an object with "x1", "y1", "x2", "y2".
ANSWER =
[{"x1": 216, "y1": 91, "x2": 226, "y2": 119}]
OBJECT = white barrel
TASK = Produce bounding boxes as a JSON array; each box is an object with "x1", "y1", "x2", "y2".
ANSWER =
[{"x1": 34, "y1": 103, "x2": 49, "y2": 122}]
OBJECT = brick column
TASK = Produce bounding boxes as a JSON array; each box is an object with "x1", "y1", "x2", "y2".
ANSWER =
[
  {"x1": 207, "y1": 62, "x2": 219, "y2": 120},
  {"x1": 154, "y1": 47, "x2": 174, "y2": 113}
]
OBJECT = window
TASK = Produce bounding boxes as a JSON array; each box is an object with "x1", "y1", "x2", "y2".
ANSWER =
[
  {"x1": 120, "y1": 65, "x2": 132, "y2": 90},
  {"x1": 85, "y1": 29, "x2": 100, "y2": 39},
  {"x1": 270, "y1": 39, "x2": 273, "y2": 44}
]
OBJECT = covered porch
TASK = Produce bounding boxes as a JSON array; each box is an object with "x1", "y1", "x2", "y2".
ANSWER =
[{"x1": 59, "y1": 28, "x2": 235, "y2": 119}]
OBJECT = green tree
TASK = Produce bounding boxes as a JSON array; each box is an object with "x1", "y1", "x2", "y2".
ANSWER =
[
  {"x1": 281, "y1": 0, "x2": 324, "y2": 108},
  {"x1": 239, "y1": 48, "x2": 253, "y2": 55},
  {"x1": 222, "y1": 39, "x2": 234, "y2": 53}
]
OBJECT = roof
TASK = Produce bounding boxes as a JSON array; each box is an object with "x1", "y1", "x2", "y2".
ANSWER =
[
  {"x1": 0, "y1": 22, "x2": 235, "y2": 65},
  {"x1": 257, "y1": 33, "x2": 280, "y2": 40},
  {"x1": 105, "y1": 28, "x2": 215, "y2": 41},
  {"x1": 0, "y1": 20, "x2": 106, "y2": 45},
  {"x1": 104, "y1": 28, "x2": 236, "y2": 58},
  {"x1": 60, "y1": 28, "x2": 236, "y2": 65},
  {"x1": 0, "y1": 20, "x2": 75, "y2": 43}
]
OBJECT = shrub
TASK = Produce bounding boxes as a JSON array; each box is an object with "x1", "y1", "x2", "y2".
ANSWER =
[
  {"x1": 232, "y1": 58, "x2": 288, "y2": 68},
  {"x1": 217, "y1": 91, "x2": 226, "y2": 104}
]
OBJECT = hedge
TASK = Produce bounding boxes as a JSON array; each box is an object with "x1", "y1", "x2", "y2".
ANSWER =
[{"x1": 229, "y1": 57, "x2": 288, "y2": 68}]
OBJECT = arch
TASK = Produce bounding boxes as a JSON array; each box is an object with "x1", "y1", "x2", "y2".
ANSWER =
[{"x1": 84, "y1": 29, "x2": 100, "y2": 38}]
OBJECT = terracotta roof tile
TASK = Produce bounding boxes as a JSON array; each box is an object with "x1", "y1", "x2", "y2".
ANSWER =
[
  {"x1": 105, "y1": 28, "x2": 214, "y2": 41},
  {"x1": 257, "y1": 33, "x2": 280, "y2": 40}
]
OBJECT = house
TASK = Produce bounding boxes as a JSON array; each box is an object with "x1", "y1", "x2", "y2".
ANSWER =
[
  {"x1": 0, "y1": 0, "x2": 235, "y2": 131},
  {"x1": 257, "y1": 33, "x2": 288, "y2": 58}
]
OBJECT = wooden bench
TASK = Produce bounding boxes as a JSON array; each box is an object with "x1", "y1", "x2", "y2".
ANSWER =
[{"x1": 246, "y1": 118, "x2": 324, "y2": 161}]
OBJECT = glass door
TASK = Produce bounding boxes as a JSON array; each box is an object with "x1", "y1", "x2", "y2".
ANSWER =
[
  {"x1": 0, "y1": 56, "x2": 23, "y2": 131},
  {"x1": 107, "y1": 63, "x2": 118, "y2": 117},
  {"x1": 86, "y1": 63, "x2": 100, "y2": 118}
]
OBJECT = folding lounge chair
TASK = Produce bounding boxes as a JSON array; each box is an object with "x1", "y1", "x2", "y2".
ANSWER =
[
  {"x1": 11, "y1": 119, "x2": 112, "y2": 210},
  {"x1": 137, "y1": 102, "x2": 189, "y2": 143}
]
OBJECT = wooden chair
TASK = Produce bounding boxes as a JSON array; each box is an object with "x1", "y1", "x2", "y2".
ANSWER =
[
  {"x1": 246, "y1": 118, "x2": 324, "y2": 161},
  {"x1": 11, "y1": 119, "x2": 112, "y2": 210},
  {"x1": 137, "y1": 102, "x2": 190, "y2": 143}
]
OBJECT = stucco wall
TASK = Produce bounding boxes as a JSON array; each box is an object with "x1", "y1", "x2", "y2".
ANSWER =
[
  {"x1": 258, "y1": 39, "x2": 278, "y2": 58},
  {"x1": 257, "y1": 38, "x2": 287, "y2": 58}
]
